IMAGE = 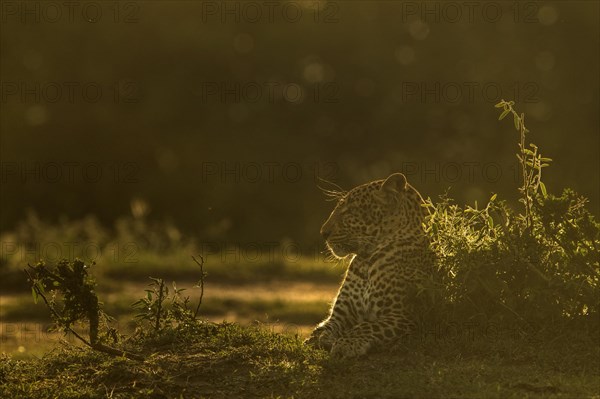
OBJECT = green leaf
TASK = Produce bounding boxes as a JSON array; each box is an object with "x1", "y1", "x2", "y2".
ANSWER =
[
  {"x1": 540, "y1": 182, "x2": 548, "y2": 198},
  {"x1": 31, "y1": 287, "x2": 38, "y2": 304},
  {"x1": 513, "y1": 114, "x2": 520, "y2": 130},
  {"x1": 488, "y1": 215, "x2": 494, "y2": 228},
  {"x1": 494, "y1": 101, "x2": 505, "y2": 108},
  {"x1": 540, "y1": 157, "x2": 553, "y2": 162},
  {"x1": 490, "y1": 193, "x2": 497, "y2": 202},
  {"x1": 499, "y1": 109, "x2": 511, "y2": 120}
]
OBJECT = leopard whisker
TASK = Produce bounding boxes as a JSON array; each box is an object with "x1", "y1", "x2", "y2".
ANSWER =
[{"x1": 317, "y1": 177, "x2": 347, "y2": 202}]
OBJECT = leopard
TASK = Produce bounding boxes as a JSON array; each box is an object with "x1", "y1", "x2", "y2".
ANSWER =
[{"x1": 305, "y1": 172, "x2": 433, "y2": 359}]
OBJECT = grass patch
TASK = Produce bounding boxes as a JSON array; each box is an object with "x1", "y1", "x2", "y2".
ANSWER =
[{"x1": 1, "y1": 322, "x2": 598, "y2": 398}]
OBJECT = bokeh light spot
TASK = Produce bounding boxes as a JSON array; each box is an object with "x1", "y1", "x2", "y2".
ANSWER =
[
  {"x1": 26, "y1": 105, "x2": 47, "y2": 126},
  {"x1": 303, "y1": 62, "x2": 325, "y2": 83},
  {"x1": 408, "y1": 20, "x2": 430, "y2": 40},
  {"x1": 538, "y1": 5, "x2": 559, "y2": 26}
]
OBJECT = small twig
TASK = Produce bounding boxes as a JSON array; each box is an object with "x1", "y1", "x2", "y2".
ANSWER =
[
  {"x1": 155, "y1": 279, "x2": 165, "y2": 332},
  {"x1": 192, "y1": 255, "x2": 205, "y2": 319}
]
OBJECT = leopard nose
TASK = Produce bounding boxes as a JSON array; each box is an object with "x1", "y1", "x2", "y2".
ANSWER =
[{"x1": 320, "y1": 226, "x2": 331, "y2": 240}]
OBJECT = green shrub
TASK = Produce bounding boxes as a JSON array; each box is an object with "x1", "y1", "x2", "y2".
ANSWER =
[{"x1": 423, "y1": 101, "x2": 599, "y2": 327}]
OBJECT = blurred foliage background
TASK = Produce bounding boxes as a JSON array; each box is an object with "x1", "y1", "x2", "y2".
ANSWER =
[{"x1": 1, "y1": 1, "x2": 598, "y2": 249}]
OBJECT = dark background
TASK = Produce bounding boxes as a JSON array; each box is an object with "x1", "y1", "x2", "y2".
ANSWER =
[{"x1": 1, "y1": 1, "x2": 598, "y2": 249}]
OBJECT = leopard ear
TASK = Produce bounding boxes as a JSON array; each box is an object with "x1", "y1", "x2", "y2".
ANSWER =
[{"x1": 380, "y1": 173, "x2": 407, "y2": 194}]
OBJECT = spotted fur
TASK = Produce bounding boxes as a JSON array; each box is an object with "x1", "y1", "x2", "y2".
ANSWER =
[{"x1": 305, "y1": 173, "x2": 433, "y2": 358}]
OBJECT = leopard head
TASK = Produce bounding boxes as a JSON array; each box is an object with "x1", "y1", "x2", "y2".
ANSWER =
[{"x1": 320, "y1": 173, "x2": 425, "y2": 258}]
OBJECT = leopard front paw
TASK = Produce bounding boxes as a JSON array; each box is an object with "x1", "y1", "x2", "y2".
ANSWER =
[
  {"x1": 330, "y1": 337, "x2": 370, "y2": 360},
  {"x1": 304, "y1": 326, "x2": 336, "y2": 350}
]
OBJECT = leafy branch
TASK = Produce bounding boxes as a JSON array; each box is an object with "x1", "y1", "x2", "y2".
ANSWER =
[
  {"x1": 496, "y1": 99, "x2": 552, "y2": 229},
  {"x1": 25, "y1": 260, "x2": 143, "y2": 361}
]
